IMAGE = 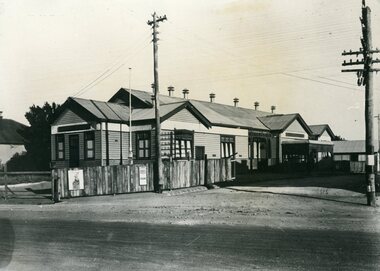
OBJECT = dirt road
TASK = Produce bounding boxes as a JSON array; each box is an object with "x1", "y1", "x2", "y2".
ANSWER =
[
  {"x1": 1, "y1": 175, "x2": 380, "y2": 270},
  {"x1": 1, "y1": 218, "x2": 379, "y2": 271}
]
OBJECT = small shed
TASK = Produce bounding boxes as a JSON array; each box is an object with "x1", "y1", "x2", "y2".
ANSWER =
[{"x1": 333, "y1": 140, "x2": 379, "y2": 173}]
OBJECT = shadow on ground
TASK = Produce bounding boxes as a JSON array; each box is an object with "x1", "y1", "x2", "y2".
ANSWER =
[
  {"x1": 226, "y1": 187, "x2": 367, "y2": 206},
  {"x1": 0, "y1": 218, "x2": 15, "y2": 269},
  {"x1": 227, "y1": 172, "x2": 371, "y2": 194}
]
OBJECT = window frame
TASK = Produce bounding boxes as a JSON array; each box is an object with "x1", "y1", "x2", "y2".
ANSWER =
[
  {"x1": 173, "y1": 130, "x2": 194, "y2": 160},
  {"x1": 84, "y1": 131, "x2": 95, "y2": 160},
  {"x1": 56, "y1": 134, "x2": 65, "y2": 161},
  {"x1": 221, "y1": 135, "x2": 235, "y2": 158},
  {"x1": 136, "y1": 131, "x2": 151, "y2": 160}
]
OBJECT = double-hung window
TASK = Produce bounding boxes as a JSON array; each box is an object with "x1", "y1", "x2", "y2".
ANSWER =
[
  {"x1": 137, "y1": 132, "x2": 150, "y2": 159},
  {"x1": 56, "y1": 134, "x2": 65, "y2": 160},
  {"x1": 221, "y1": 135, "x2": 235, "y2": 158},
  {"x1": 174, "y1": 130, "x2": 193, "y2": 159},
  {"x1": 84, "y1": 132, "x2": 95, "y2": 159}
]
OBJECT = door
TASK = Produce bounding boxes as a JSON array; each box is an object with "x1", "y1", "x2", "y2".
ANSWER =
[
  {"x1": 69, "y1": 135, "x2": 80, "y2": 168},
  {"x1": 195, "y1": 146, "x2": 205, "y2": 160}
]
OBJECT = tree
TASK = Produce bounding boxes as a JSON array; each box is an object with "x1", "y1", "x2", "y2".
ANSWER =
[
  {"x1": 16, "y1": 102, "x2": 62, "y2": 171},
  {"x1": 333, "y1": 135, "x2": 346, "y2": 141}
]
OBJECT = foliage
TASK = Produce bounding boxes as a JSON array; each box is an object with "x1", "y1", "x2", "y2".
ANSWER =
[
  {"x1": 333, "y1": 135, "x2": 345, "y2": 141},
  {"x1": 6, "y1": 152, "x2": 38, "y2": 171},
  {"x1": 15, "y1": 102, "x2": 62, "y2": 170}
]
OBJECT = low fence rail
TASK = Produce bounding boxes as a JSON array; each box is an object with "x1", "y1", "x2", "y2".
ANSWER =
[{"x1": 0, "y1": 171, "x2": 51, "y2": 200}]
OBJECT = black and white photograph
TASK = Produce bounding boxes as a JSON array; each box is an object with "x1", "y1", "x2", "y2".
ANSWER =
[{"x1": 0, "y1": 0, "x2": 380, "y2": 270}]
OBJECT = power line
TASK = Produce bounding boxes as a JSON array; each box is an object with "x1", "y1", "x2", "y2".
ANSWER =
[
  {"x1": 281, "y1": 73, "x2": 363, "y2": 92},
  {"x1": 72, "y1": 32, "x2": 151, "y2": 97}
]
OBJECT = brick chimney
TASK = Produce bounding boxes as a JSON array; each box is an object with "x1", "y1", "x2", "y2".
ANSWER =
[
  {"x1": 209, "y1": 93, "x2": 215, "y2": 103},
  {"x1": 254, "y1": 101, "x2": 260, "y2": 110},
  {"x1": 271, "y1": 105, "x2": 276, "y2": 114},
  {"x1": 168, "y1": 86, "x2": 174, "y2": 97},
  {"x1": 182, "y1": 88, "x2": 189, "y2": 99}
]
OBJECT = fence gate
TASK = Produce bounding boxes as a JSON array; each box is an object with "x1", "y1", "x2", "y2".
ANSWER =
[{"x1": 0, "y1": 171, "x2": 52, "y2": 203}]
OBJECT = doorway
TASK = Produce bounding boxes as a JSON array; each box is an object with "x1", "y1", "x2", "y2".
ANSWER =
[{"x1": 69, "y1": 135, "x2": 80, "y2": 168}]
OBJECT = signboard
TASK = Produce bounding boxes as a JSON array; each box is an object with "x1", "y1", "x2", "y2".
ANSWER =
[
  {"x1": 138, "y1": 165, "x2": 147, "y2": 186},
  {"x1": 68, "y1": 169, "x2": 84, "y2": 190}
]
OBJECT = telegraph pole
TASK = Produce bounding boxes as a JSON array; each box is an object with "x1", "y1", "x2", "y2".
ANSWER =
[
  {"x1": 148, "y1": 12, "x2": 167, "y2": 193},
  {"x1": 342, "y1": 0, "x2": 380, "y2": 206}
]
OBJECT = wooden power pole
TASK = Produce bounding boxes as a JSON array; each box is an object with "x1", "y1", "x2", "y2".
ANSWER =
[
  {"x1": 148, "y1": 13, "x2": 167, "y2": 193},
  {"x1": 342, "y1": 0, "x2": 380, "y2": 206}
]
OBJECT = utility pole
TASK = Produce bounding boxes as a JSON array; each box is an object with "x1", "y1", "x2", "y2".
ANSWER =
[
  {"x1": 128, "y1": 67, "x2": 133, "y2": 164},
  {"x1": 148, "y1": 12, "x2": 167, "y2": 193},
  {"x1": 342, "y1": 0, "x2": 380, "y2": 206}
]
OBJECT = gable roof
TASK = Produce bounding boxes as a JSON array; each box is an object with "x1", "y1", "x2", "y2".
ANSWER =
[
  {"x1": 110, "y1": 88, "x2": 271, "y2": 130},
  {"x1": 55, "y1": 97, "x2": 211, "y2": 128},
  {"x1": 0, "y1": 118, "x2": 27, "y2": 145},
  {"x1": 309, "y1": 124, "x2": 335, "y2": 138},
  {"x1": 55, "y1": 97, "x2": 131, "y2": 124},
  {"x1": 258, "y1": 114, "x2": 313, "y2": 135},
  {"x1": 132, "y1": 101, "x2": 212, "y2": 128}
]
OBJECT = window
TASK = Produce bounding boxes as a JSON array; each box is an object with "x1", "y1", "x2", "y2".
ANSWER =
[
  {"x1": 84, "y1": 132, "x2": 95, "y2": 159},
  {"x1": 174, "y1": 130, "x2": 193, "y2": 159},
  {"x1": 136, "y1": 132, "x2": 150, "y2": 159},
  {"x1": 221, "y1": 135, "x2": 235, "y2": 158},
  {"x1": 56, "y1": 135, "x2": 65, "y2": 160}
]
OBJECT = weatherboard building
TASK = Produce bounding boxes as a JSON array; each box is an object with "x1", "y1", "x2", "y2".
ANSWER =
[{"x1": 51, "y1": 88, "x2": 335, "y2": 172}]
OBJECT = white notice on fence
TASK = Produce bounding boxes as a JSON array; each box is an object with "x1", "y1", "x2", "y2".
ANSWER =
[
  {"x1": 68, "y1": 169, "x2": 84, "y2": 190},
  {"x1": 139, "y1": 166, "x2": 147, "y2": 186}
]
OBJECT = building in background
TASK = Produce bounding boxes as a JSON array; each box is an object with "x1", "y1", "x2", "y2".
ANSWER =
[
  {"x1": 0, "y1": 111, "x2": 27, "y2": 168},
  {"x1": 333, "y1": 140, "x2": 380, "y2": 173}
]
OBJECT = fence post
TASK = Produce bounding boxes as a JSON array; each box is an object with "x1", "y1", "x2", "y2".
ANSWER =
[
  {"x1": 4, "y1": 164, "x2": 7, "y2": 201},
  {"x1": 52, "y1": 170, "x2": 60, "y2": 203},
  {"x1": 204, "y1": 154, "x2": 208, "y2": 186}
]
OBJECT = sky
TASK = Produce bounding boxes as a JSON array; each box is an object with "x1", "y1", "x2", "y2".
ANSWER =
[{"x1": 0, "y1": 0, "x2": 379, "y2": 140}]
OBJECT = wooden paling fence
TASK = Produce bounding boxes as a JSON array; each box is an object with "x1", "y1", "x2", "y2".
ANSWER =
[
  {"x1": 163, "y1": 158, "x2": 232, "y2": 190},
  {"x1": 52, "y1": 163, "x2": 154, "y2": 199},
  {"x1": 53, "y1": 158, "x2": 233, "y2": 199}
]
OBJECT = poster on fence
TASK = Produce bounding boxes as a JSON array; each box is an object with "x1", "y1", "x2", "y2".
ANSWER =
[
  {"x1": 138, "y1": 165, "x2": 147, "y2": 186},
  {"x1": 68, "y1": 169, "x2": 84, "y2": 190}
]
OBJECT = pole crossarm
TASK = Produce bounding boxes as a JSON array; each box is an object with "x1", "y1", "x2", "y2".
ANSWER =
[
  {"x1": 342, "y1": 49, "x2": 380, "y2": 55},
  {"x1": 342, "y1": 68, "x2": 380, "y2": 73}
]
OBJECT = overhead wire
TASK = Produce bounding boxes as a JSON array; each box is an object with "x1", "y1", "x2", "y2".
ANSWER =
[{"x1": 72, "y1": 31, "x2": 152, "y2": 97}]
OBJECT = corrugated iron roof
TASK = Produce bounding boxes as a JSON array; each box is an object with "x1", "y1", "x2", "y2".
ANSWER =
[
  {"x1": 114, "y1": 89, "x2": 271, "y2": 130},
  {"x1": 309, "y1": 124, "x2": 335, "y2": 138},
  {"x1": 71, "y1": 97, "x2": 131, "y2": 122},
  {"x1": 0, "y1": 118, "x2": 27, "y2": 145},
  {"x1": 333, "y1": 140, "x2": 380, "y2": 154},
  {"x1": 132, "y1": 102, "x2": 186, "y2": 121},
  {"x1": 333, "y1": 140, "x2": 365, "y2": 153},
  {"x1": 190, "y1": 100, "x2": 269, "y2": 130},
  {"x1": 258, "y1": 114, "x2": 300, "y2": 131},
  {"x1": 309, "y1": 124, "x2": 327, "y2": 135}
]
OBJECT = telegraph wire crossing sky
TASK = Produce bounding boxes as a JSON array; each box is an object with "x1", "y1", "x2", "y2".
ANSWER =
[{"x1": 0, "y1": 0, "x2": 379, "y2": 140}]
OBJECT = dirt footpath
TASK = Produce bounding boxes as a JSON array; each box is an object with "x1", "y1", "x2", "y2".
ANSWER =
[{"x1": 1, "y1": 175, "x2": 379, "y2": 234}]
